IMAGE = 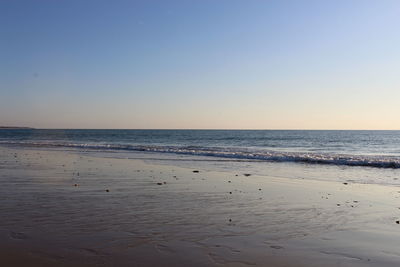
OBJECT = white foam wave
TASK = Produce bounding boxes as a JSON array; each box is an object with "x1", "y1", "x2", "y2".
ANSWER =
[{"x1": 1, "y1": 141, "x2": 400, "y2": 169}]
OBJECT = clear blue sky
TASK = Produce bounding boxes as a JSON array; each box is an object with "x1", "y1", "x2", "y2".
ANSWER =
[{"x1": 1, "y1": 0, "x2": 400, "y2": 129}]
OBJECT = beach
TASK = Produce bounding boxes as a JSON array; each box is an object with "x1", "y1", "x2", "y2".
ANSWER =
[
  {"x1": 3, "y1": 0, "x2": 400, "y2": 264},
  {"x1": 1, "y1": 146, "x2": 400, "y2": 266}
]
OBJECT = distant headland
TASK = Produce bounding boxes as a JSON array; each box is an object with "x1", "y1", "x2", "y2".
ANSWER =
[{"x1": 0, "y1": 126, "x2": 34, "y2": 129}]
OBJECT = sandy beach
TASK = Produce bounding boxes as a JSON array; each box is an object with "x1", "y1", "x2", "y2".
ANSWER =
[
  {"x1": 3, "y1": 0, "x2": 400, "y2": 265},
  {"x1": 1, "y1": 146, "x2": 400, "y2": 266}
]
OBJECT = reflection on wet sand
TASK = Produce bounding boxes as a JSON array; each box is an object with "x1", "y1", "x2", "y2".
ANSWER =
[{"x1": 1, "y1": 147, "x2": 400, "y2": 266}]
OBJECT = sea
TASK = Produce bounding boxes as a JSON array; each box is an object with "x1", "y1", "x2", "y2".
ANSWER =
[{"x1": 1, "y1": 129, "x2": 400, "y2": 185}]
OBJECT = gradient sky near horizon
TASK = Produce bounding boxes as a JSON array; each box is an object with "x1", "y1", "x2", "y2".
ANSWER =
[{"x1": 1, "y1": 0, "x2": 400, "y2": 129}]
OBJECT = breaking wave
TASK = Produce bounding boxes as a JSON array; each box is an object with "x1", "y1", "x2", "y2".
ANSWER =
[{"x1": 1, "y1": 141, "x2": 400, "y2": 169}]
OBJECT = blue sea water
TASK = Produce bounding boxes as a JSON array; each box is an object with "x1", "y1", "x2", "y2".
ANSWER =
[{"x1": 1, "y1": 129, "x2": 400, "y2": 169}]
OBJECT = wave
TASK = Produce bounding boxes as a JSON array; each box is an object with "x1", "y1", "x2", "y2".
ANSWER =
[{"x1": 1, "y1": 140, "x2": 400, "y2": 169}]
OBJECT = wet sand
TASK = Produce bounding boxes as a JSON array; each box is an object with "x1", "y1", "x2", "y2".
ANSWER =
[{"x1": 1, "y1": 147, "x2": 400, "y2": 266}]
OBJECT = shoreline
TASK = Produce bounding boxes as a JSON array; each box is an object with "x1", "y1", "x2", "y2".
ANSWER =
[{"x1": 1, "y1": 146, "x2": 400, "y2": 266}]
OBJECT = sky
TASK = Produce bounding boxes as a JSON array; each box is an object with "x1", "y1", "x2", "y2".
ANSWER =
[{"x1": 1, "y1": 0, "x2": 400, "y2": 129}]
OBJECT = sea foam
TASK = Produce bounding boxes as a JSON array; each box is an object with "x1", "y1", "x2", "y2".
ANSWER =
[{"x1": 1, "y1": 140, "x2": 400, "y2": 169}]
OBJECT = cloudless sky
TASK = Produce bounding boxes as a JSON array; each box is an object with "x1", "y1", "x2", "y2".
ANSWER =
[{"x1": 1, "y1": 0, "x2": 400, "y2": 129}]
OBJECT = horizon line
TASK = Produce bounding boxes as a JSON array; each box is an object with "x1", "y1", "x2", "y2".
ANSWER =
[{"x1": 2, "y1": 127, "x2": 400, "y2": 131}]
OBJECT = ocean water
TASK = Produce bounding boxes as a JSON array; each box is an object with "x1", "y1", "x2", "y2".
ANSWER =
[
  {"x1": 2, "y1": 129, "x2": 400, "y2": 185},
  {"x1": 1, "y1": 129, "x2": 400, "y2": 168}
]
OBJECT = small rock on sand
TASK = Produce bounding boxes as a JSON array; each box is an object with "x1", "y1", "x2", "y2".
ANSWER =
[
  {"x1": 192, "y1": 170, "x2": 199, "y2": 173},
  {"x1": 243, "y1": 174, "x2": 251, "y2": 177},
  {"x1": 157, "y1": 182, "x2": 163, "y2": 185}
]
